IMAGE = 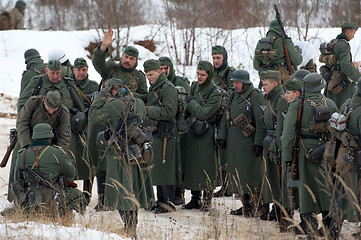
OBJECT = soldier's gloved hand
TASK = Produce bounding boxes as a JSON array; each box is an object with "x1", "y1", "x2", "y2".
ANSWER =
[
  {"x1": 216, "y1": 139, "x2": 227, "y2": 149},
  {"x1": 186, "y1": 94, "x2": 194, "y2": 103},
  {"x1": 254, "y1": 145, "x2": 263, "y2": 157},
  {"x1": 99, "y1": 86, "x2": 110, "y2": 96}
]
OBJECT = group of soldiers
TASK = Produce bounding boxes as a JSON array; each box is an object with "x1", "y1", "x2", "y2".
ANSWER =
[{"x1": 2, "y1": 16, "x2": 361, "y2": 239}]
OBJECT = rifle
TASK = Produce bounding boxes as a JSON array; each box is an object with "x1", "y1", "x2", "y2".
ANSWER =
[
  {"x1": 20, "y1": 165, "x2": 65, "y2": 202},
  {"x1": 291, "y1": 82, "x2": 305, "y2": 180},
  {"x1": 274, "y1": 5, "x2": 295, "y2": 75},
  {"x1": 1, "y1": 128, "x2": 18, "y2": 168}
]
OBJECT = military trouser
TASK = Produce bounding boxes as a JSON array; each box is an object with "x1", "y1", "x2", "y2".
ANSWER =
[
  {"x1": 94, "y1": 176, "x2": 106, "y2": 211},
  {"x1": 157, "y1": 185, "x2": 175, "y2": 204},
  {"x1": 83, "y1": 177, "x2": 93, "y2": 204}
]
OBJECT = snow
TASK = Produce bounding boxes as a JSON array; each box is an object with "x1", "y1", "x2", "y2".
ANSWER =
[{"x1": 0, "y1": 25, "x2": 361, "y2": 239}]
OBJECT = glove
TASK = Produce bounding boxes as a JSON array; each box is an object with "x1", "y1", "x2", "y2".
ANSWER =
[
  {"x1": 254, "y1": 145, "x2": 263, "y2": 157},
  {"x1": 216, "y1": 139, "x2": 227, "y2": 149},
  {"x1": 99, "y1": 86, "x2": 110, "y2": 96},
  {"x1": 186, "y1": 94, "x2": 194, "y2": 103}
]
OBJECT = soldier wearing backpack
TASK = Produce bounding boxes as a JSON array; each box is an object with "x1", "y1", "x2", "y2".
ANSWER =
[
  {"x1": 321, "y1": 22, "x2": 361, "y2": 109},
  {"x1": 0, "y1": 0, "x2": 26, "y2": 31},
  {"x1": 282, "y1": 73, "x2": 338, "y2": 236},
  {"x1": 159, "y1": 56, "x2": 190, "y2": 205},
  {"x1": 182, "y1": 61, "x2": 222, "y2": 212},
  {"x1": 253, "y1": 20, "x2": 302, "y2": 88},
  {"x1": 328, "y1": 77, "x2": 361, "y2": 239}
]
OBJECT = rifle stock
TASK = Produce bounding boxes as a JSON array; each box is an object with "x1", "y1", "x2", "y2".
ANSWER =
[
  {"x1": 291, "y1": 84, "x2": 305, "y2": 181},
  {"x1": 274, "y1": 4, "x2": 294, "y2": 75},
  {"x1": 1, "y1": 129, "x2": 18, "y2": 168}
]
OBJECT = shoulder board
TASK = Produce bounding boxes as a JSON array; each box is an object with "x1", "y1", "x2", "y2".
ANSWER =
[
  {"x1": 60, "y1": 105, "x2": 70, "y2": 113},
  {"x1": 63, "y1": 77, "x2": 75, "y2": 82},
  {"x1": 53, "y1": 145, "x2": 67, "y2": 154},
  {"x1": 253, "y1": 88, "x2": 262, "y2": 93},
  {"x1": 107, "y1": 97, "x2": 117, "y2": 102},
  {"x1": 135, "y1": 69, "x2": 145, "y2": 77},
  {"x1": 228, "y1": 67, "x2": 236, "y2": 72},
  {"x1": 178, "y1": 76, "x2": 188, "y2": 82}
]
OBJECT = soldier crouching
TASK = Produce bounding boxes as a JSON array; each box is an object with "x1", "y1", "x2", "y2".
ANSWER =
[{"x1": 4, "y1": 123, "x2": 87, "y2": 218}]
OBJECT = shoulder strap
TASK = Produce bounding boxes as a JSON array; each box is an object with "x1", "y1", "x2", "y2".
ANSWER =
[
  {"x1": 31, "y1": 76, "x2": 43, "y2": 96},
  {"x1": 205, "y1": 86, "x2": 217, "y2": 104},
  {"x1": 216, "y1": 75, "x2": 228, "y2": 91}
]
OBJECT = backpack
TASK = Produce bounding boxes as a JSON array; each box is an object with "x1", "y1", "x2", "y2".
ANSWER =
[
  {"x1": 319, "y1": 39, "x2": 339, "y2": 68},
  {"x1": 254, "y1": 37, "x2": 282, "y2": 67},
  {"x1": 0, "y1": 11, "x2": 11, "y2": 30}
]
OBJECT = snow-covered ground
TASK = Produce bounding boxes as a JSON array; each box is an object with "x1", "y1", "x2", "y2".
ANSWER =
[{"x1": 1, "y1": 26, "x2": 361, "y2": 239}]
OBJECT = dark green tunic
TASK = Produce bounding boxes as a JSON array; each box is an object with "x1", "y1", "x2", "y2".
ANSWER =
[
  {"x1": 282, "y1": 92, "x2": 338, "y2": 214},
  {"x1": 147, "y1": 73, "x2": 181, "y2": 186},
  {"x1": 218, "y1": 85, "x2": 266, "y2": 194},
  {"x1": 183, "y1": 81, "x2": 222, "y2": 191}
]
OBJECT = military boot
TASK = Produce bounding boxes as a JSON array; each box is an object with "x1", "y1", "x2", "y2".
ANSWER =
[
  {"x1": 174, "y1": 184, "x2": 185, "y2": 205},
  {"x1": 260, "y1": 204, "x2": 280, "y2": 221},
  {"x1": 94, "y1": 176, "x2": 106, "y2": 211},
  {"x1": 83, "y1": 178, "x2": 93, "y2": 205},
  {"x1": 182, "y1": 191, "x2": 201, "y2": 209},
  {"x1": 119, "y1": 210, "x2": 138, "y2": 238},
  {"x1": 153, "y1": 185, "x2": 176, "y2": 214},
  {"x1": 230, "y1": 194, "x2": 254, "y2": 217},
  {"x1": 293, "y1": 213, "x2": 319, "y2": 235},
  {"x1": 316, "y1": 211, "x2": 332, "y2": 237}
]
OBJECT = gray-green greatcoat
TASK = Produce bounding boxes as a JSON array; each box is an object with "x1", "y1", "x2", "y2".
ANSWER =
[
  {"x1": 20, "y1": 58, "x2": 45, "y2": 97},
  {"x1": 282, "y1": 92, "x2": 338, "y2": 214},
  {"x1": 261, "y1": 84, "x2": 288, "y2": 203},
  {"x1": 217, "y1": 85, "x2": 266, "y2": 194},
  {"x1": 183, "y1": 81, "x2": 222, "y2": 191},
  {"x1": 213, "y1": 65, "x2": 235, "y2": 91},
  {"x1": 147, "y1": 73, "x2": 181, "y2": 186},
  {"x1": 7, "y1": 96, "x2": 71, "y2": 202},
  {"x1": 92, "y1": 46, "x2": 148, "y2": 102},
  {"x1": 14, "y1": 140, "x2": 87, "y2": 214},
  {"x1": 71, "y1": 76, "x2": 98, "y2": 180},
  {"x1": 331, "y1": 94, "x2": 361, "y2": 222},
  {"x1": 325, "y1": 33, "x2": 361, "y2": 108},
  {"x1": 91, "y1": 95, "x2": 155, "y2": 211}
]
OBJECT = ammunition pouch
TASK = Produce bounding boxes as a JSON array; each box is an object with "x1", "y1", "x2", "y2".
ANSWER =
[
  {"x1": 157, "y1": 121, "x2": 174, "y2": 139},
  {"x1": 232, "y1": 113, "x2": 255, "y2": 137},
  {"x1": 306, "y1": 143, "x2": 326, "y2": 163},
  {"x1": 190, "y1": 116, "x2": 209, "y2": 136},
  {"x1": 143, "y1": 117, "x2": 158, "y2": 132},
  {"x1": 263, "y1": 130, "x2": 275, "y2": 153}
]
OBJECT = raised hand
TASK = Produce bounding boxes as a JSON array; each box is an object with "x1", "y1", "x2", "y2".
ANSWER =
[{"x1": 100, "y1": 29, "x2": 115, "y2": 52}]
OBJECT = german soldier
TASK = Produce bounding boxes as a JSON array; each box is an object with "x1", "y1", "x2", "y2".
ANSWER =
[
  {"x1": 159, "y1": 56, "x2": 190, "y2": 205},
  {"x1": 282, "y1": 73, "x2": 338, "y2": 236},
  {"x1": 182, "y1": 61, "x2": 222, "y2": 211},
  {"x1": 217, "y1": 70, "x2": 266, "y2": 216},
  {"x1": 92, "y1": 29, "x2": 148, "y2": 101},
  {"x1": 324, "y1": 22, "x2": 361, "y2": 109},
  {"x1": 260, "y1": 70, "x2": 288, "y2": 221},
  {"x1": 90, "y1": 79, "x2": 155, "y2": 237},
  {"x1": 144, "y1": 59, "x2": 180, "y2": 213},
  {"x1": 20, "y1": 48, "x2": 45, "y2": 96},
  {"x1": 10, "y1": 123, "x2": 87, "y2": 216}
]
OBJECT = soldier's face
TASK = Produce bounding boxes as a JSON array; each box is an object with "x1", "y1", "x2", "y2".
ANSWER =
[
  {"x1": 160, "y1": 65, "x2": 170, "y2": 77},
  {"x1": 197, "y1": 70, "x2": 208, "y2": 84},
  {"x1": 73, "y1": 67, "x2": 88, "y2": 81},
  {"x1": 46, "y1": 69, "x2": 62, "y2": 83},
  {"x1": 212, "y1": 54, "x2": 223, "y2": 68},
  {"x1": 146, "y1": 69, "x2": 161, "y2": 85},
  {"x1": 345, "y1": 29, "x2": 356, "y2": 41},
  {"x1": 262, "y1": 79, "x2": 277, "y2": 94},
  {"x1": 121, "y1": 53, "x2": 137, "y2": 69},
  {"x1": 44, "y1": 100, "x2": 59, "y2": 115},
  {"x1": 285, "y1": 90, "x2": 300, "y2": 103},
  {"x1": 233, "y1": 81, "x2": 244, "y2": 93}
]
